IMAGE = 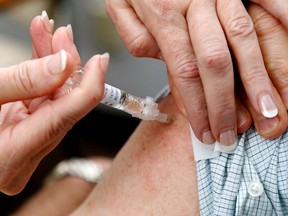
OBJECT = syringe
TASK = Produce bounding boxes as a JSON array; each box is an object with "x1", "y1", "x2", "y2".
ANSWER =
[{"x1": 63, "y1": 68, "x2": 171, "y2": 124}]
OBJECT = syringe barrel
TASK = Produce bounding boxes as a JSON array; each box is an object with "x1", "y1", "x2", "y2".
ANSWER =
[
  {"x1": 63, "y1": 68, "x2": 170, "y2": 123},
  {"x1": 101, "y1": 84, "x2": 126, "y2": 109}
]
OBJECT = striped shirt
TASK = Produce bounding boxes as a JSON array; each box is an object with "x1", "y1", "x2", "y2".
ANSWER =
[{"x1": 197, "y1": 127, "x2": 288, "y2": 215}]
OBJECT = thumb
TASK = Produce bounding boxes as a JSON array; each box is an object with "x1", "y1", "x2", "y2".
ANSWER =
[{"x1": 0, "y1": 50, "x2": 72, "y2": 104}]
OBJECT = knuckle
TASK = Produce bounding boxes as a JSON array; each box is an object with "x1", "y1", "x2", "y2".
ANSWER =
[
  {"x1": 241, "y1": 69, "x2": 267, "y2": 88},
  {"x1": 252, "y1": 11, "x2": 281, "y2": 37},
  {"x1": 214, "y1": 101, "x2": 235, "y2": 115},
  {"x1": 52, "y1": 117, "x2": 75, "y2": 135},
  {"x1": 214, "y1": 105, "x2": 236, "y2": 125},
  {"x1": 150, "y1": 0, "x2": 170, "y2": 17},
  {"x1": 227, "y1": 15, "x2": 254, "y2": 38},
  {"x1": 127, "y1": 34, "x2": 153, "y2": 57},
  {"x1": 148, "y1": 1, "x2": 181, "y2": 24},
  {"x1": 269, "y1": 62, "x2": 288, "y2": 87},
  {"x1": 54, "y1": 113, "x2": 76, "y2": 134},
  {"x1": 199, "y1": 47, "x2": 231, "y2": 71},
  {"x1": 14, "y1": 61, "x2": 35, "y2": 94},
  {"x1": 171, "y1": 57, "x2": 200, "y2": 80},
  {"x1": 45, "y1": 103, "x2": 76, "y2": 135}
]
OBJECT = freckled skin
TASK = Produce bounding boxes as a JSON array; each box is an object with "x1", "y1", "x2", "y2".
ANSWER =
[{"x1": 73, "y1": 96, "x2": 200, "y2": 216}]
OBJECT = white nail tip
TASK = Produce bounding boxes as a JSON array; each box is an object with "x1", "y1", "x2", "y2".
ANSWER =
[
  {"x1": 40, "y1": 10, "x2": 48, "y2": 21},
  {"x1": 215, "y1": 141, "x2": 238, "y2": 153},
  {"x1": 49, "y1": 19, "x2": 54, "y2": 25},
  {"x1": 262, "y1": 109, "x2": 278, "y2": 118},
  {"x1": 259, "y1": 94, "x2": 278, "y2": 118},
  {"x1": 101, "y1": 52, "x2": 110, "y2": 59},
  {"x1": 60, "y1": 50, "x2": 67, "y2": 71}
]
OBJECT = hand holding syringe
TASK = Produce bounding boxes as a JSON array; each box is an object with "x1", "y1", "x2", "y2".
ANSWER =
[{"x1": 63, "y1": 68, "x2": 171, "y2": 124}]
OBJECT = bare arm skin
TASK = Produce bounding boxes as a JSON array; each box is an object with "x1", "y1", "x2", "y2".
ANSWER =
[{"x1": 72, "y1": 95, "x2": 200, "y2": 215}]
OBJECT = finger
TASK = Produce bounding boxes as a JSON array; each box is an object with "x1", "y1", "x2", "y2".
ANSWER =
[
  {"x1": 0, "y1": 102, "x2": 29, "y2": 130},
  {"x1": 248, "y1": 3, "x2": 288, "y2": 109},
  {"x1": 0, "y1": 50, "x2": 73, "y2": 104},
  {"x1": 187, "y1": 0, "x2": 236, "y2": 145},
  {"x1": 25, "y1": 11, "x2": 55, "y2": 108},
  {"x1": 31, "y1": 45, "x2": 37, "y2": 59},
  {"x1": 235, "y1": 96, "x2": 252, "y2": 134},
  {"x1": 0, "y1": 133, "x2": 64, "y2": 195},
  {"x1": 0, "y1": 54, "x2": 108, "y2": 195},
  {"x1": 52, "y1": 25, "x2": 82, "y2": 68},
  {"x1": 167, "y1": 72, "x2": 187, "y2": 116},
  {"x1": 132, "y1": 2, "x2": 215, "y2": 144},
  {"x1": 105, "y1": 0, "x2": 160, "y2": 58},
  {"x1": 251, "y1": 0, "x2": 288, "y2": 29},
  {"x1": 245, "y1": 3, "x2": 288, "y2": 138},
  {"x1": 30, "y1": 10, "x2": 54, "y2": 59},
  {"x1": 218, "y1": 0, "x2": 278, "y2": 119},
  {"x1": 238, "y1": 80, "x2": 287, "y2": 139},
  {"x1": 7, "y1": 54, "x2": 107, "y2": 161},
  {"x1": 25, "y1": 24, "x2": 79, "y2": 107}
]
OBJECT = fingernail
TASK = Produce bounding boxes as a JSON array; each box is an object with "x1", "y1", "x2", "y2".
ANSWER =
[
  {"x1": 259, "y1": 93, "x2": 278, "y2": 118},
  {"x1": 258, "y1": 117, "x2": 279, "y2": 134},
  {"x1": 49, "y1": 19, "x2": 55, "y2": 30},
  {"x1": 100, "y1": 52, "x2": 110, "y2": 73},
  {"x1": 40, "y1": 10, "x2": 53, "y2": 33},
  {"x1": 216, "y1": 141, "x2": 237, "y2": 153},
  {"x1": 220, "y1": 129, "x2": 236, "y2": 146},
  {"x1": 40, "y1": 10, "x2": 48, "y2": 21},
  {"x1": 66, "y1": 24, "x2": 74, "y2": 42},
  {"x1": 101, "y1": 52, "x2": 110, "y2": 59},
  {"x1": 202, "y1": 130, "x2": 215, "y2": 144},
  {"x1": 47, "y1": 50, "x2": 67, "y2": 74}
]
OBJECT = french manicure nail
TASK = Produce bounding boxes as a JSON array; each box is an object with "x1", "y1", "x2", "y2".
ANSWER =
[
  {"x1": 216, "y1": 141, "x2": 237, "y2": 152},
  {"x1": 47, "y1": 50, "x2": 67, "y2": 74},
  {"x1": 100, "y1": 52, "x2": 110, "y2": 74},
  {"x1": 220, "y1": 129, "x2": 236, "y2": 146},
  {"x1": 40, "y1": 10, "x2": 48, "y2": 21},
  {"x1": 259, "y1": 93, "x2": 278, "y2": 118},
  {"x1": 49, "y1": 19, "x2": 55, "y2": 30},
  {"x1": 60, "y1": 50, "x2": 67, "y2": 71},
  {"x1": 202, "y1": 130, "x2": 215, "y2": 144},
  {"x1": 66, "y1": 24, "x2": 74, "y2": 41},
  {"x1": 40, "y1": 10, "x2": 53, "y2": 33},
  {"x1": 101, "y1": 52, "x2": 110, "y2": 59}
]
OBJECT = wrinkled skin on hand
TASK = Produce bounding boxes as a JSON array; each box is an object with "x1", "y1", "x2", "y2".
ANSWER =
[{"x1": 105, "y1": 0, "x2": 288, "y2": 145}]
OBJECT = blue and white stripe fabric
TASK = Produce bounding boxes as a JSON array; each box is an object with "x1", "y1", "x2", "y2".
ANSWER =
[{"x1": 197, "y1": 127, "x2": 288, "y2": 215}]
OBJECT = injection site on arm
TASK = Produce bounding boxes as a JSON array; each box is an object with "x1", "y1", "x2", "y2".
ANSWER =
[{"x1": 63, "y1": 68, "x2": 171, "y2": 124}]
